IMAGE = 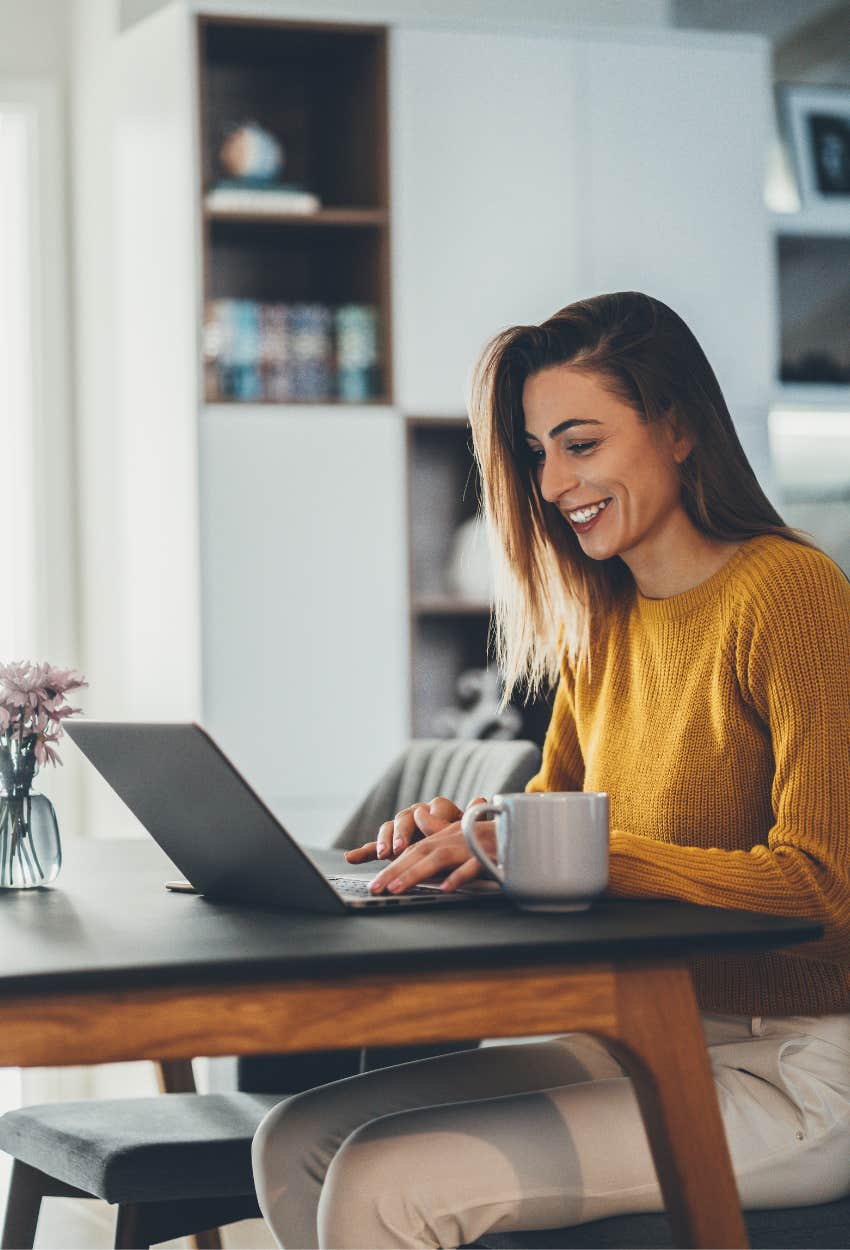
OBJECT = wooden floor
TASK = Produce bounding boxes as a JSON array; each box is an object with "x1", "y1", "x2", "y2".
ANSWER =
[{"x1": 25, "y1": 1196, "x2": 273, "y2": 1250}]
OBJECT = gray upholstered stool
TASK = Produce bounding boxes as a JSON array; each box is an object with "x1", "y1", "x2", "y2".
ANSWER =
[
  {"x1": 475, "y1": 1195, "x2": 850, "y2": 1249},
  {"x1": 0, "y1": 1092, "x2": 282, "y2": 1248}
]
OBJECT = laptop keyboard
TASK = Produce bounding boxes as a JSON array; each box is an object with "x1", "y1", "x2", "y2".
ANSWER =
[{"x1": 327, "y1": 874, "x2": 443, "y2": 899}]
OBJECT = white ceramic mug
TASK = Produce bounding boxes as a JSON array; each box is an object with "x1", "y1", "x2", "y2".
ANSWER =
[{"x1": 461, "y1": 792, "x2": 609, "y2": 912}]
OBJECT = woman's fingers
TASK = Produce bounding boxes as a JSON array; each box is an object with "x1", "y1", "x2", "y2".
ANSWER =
[
  {"x1": 369, "y1": 825, "x2": 469, "y2": 894},
  {"x1": 348, "y1": 795, "x2": 479, "y2": 864},
  {"x1": 439, "y1": 855, "x2": 483, "y2": 892},
  {"x1": 412, "y1": 806, "x2": 452, "y2": 838},
  {"x1": 391, "y1": 796, "x2": 462, "y2": 856},
  {"x1": 431, "y1": 796, "x2": 465, "y2": 821},
  {"x1": 374, "y1": 819, "x2": 396, "y2": 859},
  {"x1": 343, "y1": 841, "x2": 379, "y2": 863}
]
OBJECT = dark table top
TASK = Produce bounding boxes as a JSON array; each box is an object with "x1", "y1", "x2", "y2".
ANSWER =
[{"x1": 0, "y1": 839, "x2": 822, "y2": 995}]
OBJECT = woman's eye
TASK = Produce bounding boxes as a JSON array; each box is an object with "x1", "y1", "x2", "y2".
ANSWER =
[{"x1": 522, "y1": 440, "x2": 597, "y2": 466}]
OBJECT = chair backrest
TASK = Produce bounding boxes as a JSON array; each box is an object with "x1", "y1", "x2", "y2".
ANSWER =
[{"x1": 333, "y1": 738, "x2": 542, "y2": 850}]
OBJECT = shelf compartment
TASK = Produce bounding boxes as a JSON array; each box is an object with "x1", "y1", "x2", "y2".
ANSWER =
[
  {"x1": 207, "y1": 217, "x2": 385, "y2": 304},
  {"x1": 199, "y1": 18, "x2": 388, "y2": 211},
  {"x1": 412, "y1": 615, "x2": 553, "y2": 746},
  {"x1": 197, "y1": 15, "x2": 392, "y2": 406},
  {"x1": 407, "y1": 419, "x2": 480, "y2": 601},
  {"x1": 776, "y1": 234, "x2": 850, "y2": 387},
  {"x1": 405, "y1": 415, "x2": 554, "y2": 748}
]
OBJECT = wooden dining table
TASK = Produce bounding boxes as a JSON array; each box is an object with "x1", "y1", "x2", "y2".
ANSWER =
[{"x1": 0, "y1": 838, "x2": 822, "y2": 1249}]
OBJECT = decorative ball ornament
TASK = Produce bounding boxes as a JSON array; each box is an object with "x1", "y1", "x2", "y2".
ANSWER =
[{"x1": 219, "y1": 122, "x2": 284, "y2": 182}]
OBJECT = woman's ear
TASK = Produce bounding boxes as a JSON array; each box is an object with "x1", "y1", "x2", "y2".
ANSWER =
[{"x1": 662, "y1": 409, "x2": 695, "y2": 465}]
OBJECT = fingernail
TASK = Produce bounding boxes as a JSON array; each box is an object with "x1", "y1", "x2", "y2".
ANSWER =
[
  {"x1": 392, "y1": 838, "x2": 402, "y2": 854},
  {"x1": 388, "y1": 879, "x2": 403, "y2": 893},
  {"x1": 376, "y1": 843, "x2": 386, "y2": 858}
]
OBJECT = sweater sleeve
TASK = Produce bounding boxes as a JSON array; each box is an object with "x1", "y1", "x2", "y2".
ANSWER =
[
  {"x1": 607, "y1": 549, "x2": 850, "y2": 964},
  {"x1": 525, "y1": 647, "x2": 585, "y2": 794}
]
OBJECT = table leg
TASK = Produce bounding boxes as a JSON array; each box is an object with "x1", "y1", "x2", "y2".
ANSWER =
[{"x1": 597, "y1": 960, "x2": 749, "y2": 1250}]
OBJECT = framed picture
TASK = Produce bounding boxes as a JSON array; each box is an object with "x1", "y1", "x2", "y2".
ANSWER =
[{"x1": 777, "y1": 83, "x2": 850, "y2": 207}]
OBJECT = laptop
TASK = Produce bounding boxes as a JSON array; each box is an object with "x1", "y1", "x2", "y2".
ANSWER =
[{"x1": 65, "y1": 721, "x2": 504, "y2": 912}]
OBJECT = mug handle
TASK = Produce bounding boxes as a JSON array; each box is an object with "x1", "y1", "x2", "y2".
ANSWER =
[{"x1": 461, "y1": 802, "x2": 505, "y2": 884}]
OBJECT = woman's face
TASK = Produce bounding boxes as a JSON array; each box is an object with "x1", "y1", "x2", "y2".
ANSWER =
[{"x1": 521, "y1": 365, "x2": 693, "y2": 566}]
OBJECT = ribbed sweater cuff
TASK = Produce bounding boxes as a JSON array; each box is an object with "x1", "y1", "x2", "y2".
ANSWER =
[{"x1": 607, "y1": 829, "x2": 849, "y2": 963}]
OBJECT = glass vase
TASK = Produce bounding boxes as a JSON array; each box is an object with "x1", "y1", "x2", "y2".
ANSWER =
[
  {"x1": 0, "y1": 793, "x2": 61, "y2": 888},
  {"x1": 0, "y1": 740, "x2": 62, "y2": 889}
]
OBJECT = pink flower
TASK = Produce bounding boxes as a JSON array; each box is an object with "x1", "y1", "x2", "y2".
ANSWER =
[
  {"x1": 34, "y1": 738, "x2": 61, "y2": 768},
  {"x1": 0, "y1": 660, "x2": 87, "y2": 769},
  {"x1": 41, "y1": 665, "x2": 87, "y2": 699}
]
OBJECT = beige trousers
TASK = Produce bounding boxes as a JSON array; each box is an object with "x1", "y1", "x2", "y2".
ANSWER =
[{"x1": 252, "y1": 1011, "x2": 850, "y2": 1250}]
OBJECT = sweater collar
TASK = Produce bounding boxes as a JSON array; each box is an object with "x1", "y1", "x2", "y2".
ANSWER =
[{"x1": 633, "y1": 538, "x2": 760, "y2": 625}]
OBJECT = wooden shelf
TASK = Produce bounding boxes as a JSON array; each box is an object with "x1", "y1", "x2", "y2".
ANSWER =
[
  {"x1": 204, "y1": 206, "x2": 388, "y2": 228},
  {"x1": 413, "y1": 597, "x2": 492, "y2": 617},
  {"x1": 204, "y1": 395, "x2": 392, "y2": 408},
  {"x1": 406, "y1": 414, "x2": 471, "y2": 429}
]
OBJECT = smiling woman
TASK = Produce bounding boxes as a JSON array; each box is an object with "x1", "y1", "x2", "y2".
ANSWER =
[
  {"x1": 470, "y1": 292, "x2": 812, "y2": 699},
  {"x1": 253, "y1": 292, "x2": 850, "y2": 1250}
]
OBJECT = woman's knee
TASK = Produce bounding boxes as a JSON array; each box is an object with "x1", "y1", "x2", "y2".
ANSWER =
[
  {"x1": 318, "y1": 1118, "x2": 436, "y2": 1250},
  {"x1": 252, "y1": 1090, "x2": 327, "y2": 1213}
]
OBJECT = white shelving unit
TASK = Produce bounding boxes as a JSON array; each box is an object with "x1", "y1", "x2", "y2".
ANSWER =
[
  {"x1": 770, "y1": 209, "x2": 850, "y2": 238},
  {"x1": 768, "y1": 195, "x2": 850, "y2": 577},
  {"x1": 773, "y1": 383, "x2": 850, "y2": 409}
]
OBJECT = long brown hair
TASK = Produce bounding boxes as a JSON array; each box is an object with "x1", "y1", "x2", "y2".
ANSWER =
[{"x1": 467, "y1": 291, "x2": 813, "y2": 706}]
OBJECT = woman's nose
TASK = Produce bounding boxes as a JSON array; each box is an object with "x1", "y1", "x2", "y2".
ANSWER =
[{"x1": 538, "y1": 454, "x2": 579, "y2": 505}]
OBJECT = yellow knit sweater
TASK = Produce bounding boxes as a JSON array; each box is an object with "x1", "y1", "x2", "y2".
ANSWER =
[{"x1": 526, "y1": 533, "x2": 850, "y2": 1016}]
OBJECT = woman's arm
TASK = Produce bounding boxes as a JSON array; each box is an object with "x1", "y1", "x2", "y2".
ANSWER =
[{"x1": 608, "y1": 551, "x2": 850, "y2": 964}]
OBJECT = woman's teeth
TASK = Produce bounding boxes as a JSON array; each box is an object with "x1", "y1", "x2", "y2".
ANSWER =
[{"x1": 567, "y1": 498, "x2": 611, "y2": 524}]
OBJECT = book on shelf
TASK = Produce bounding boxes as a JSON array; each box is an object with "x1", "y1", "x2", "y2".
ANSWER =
[
  {"x1": 203, "y1": 299, "x2": 379, "y2": 403},
  {"x1": 205, "y1": 179, "x2": 321, "y2": 215}
]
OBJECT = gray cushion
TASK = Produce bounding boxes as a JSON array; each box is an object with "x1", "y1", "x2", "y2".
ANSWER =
[
  {"x1": 333, "y1": 738, "x2": 542, "y2": 850},
  {"x1": 0, "y1": 1092, "x2": 283, "y2": 1204},
  {"x1": 476, "y1": 1196, "x2": 850, "y2": 1250}
]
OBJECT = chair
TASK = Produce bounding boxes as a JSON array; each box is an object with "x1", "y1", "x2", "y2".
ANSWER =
[
  {"x1": 0, "y1": 738, "x2": 542, "y2": 1250},
  {"x1": 473, "y1": 1196, "x2": 850, "y2": 1249}
]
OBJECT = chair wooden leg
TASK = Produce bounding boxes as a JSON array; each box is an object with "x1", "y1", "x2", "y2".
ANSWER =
[
  {"x1": 153, "y1": 1060, "x2": 224, "y2": 1248},
  {"x1": 1, "y1": 1159, "x2": 45, "y2": 1250},
  {"x1": 114, "y1": 1203, "x2": 150, "y2": 1250},
  {"x1": 192, "y1": 1229, "x2": 223, "y2": 1249},
  {"x1": 155, "y1": 1058, "x2": 197, "y2": 1094}
]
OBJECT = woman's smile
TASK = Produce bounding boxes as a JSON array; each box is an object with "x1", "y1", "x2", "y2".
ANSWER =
[{"x1": 564, "y1": 496, "x2": 613, "y2": 531}]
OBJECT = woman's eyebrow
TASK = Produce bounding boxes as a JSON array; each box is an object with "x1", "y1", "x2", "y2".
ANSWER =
[{"x1": 524, "y1": 418, "x2": 604, "y2": 442}]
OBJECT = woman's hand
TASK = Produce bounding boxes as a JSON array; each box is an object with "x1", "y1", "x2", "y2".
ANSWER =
[
  {"x1": 343, "y1": 795, "x2": 485, "y2": 863},
  {"x1": 367, "y1": 813, "x2": 497, "y2": 895}
]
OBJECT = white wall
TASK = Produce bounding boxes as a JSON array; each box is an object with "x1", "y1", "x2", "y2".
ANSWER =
[
  {"x1": 0, "y1": 0, "x2": 70, "y2": 75},
  {"x1": 66, "y1": 0, "x2": 150, "y2": 838},
  {"x1": 0, "y1": 0, "x2": 85, "y2": 836}
]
